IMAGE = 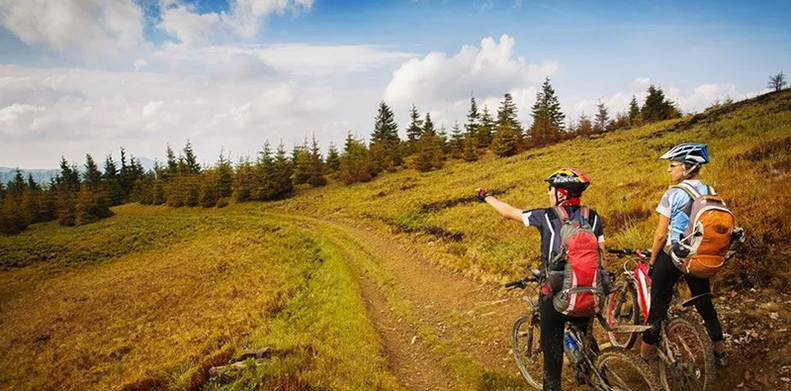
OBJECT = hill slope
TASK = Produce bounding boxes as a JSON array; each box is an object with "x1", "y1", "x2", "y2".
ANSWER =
[
  {"x1": 1, "y1": 90, "x2": 789, "y2": 391},
  {"x1": 265, "y1": 89, "x2": 791, "y2": 290}
]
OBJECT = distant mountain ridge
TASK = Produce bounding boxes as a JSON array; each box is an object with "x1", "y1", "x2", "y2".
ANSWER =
[
  {"x1": 0, "y1": 167, "x2": 60, "y2": 186},
  {"x1": 1, "y1": 158, "x2": 156, "y2": 187}
]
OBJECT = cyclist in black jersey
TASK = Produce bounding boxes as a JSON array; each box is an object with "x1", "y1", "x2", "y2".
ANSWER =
[{"x1": 476, "y1": 167, "x2": 606, "y2": 391}]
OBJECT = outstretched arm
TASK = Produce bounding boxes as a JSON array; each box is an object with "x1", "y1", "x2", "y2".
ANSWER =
[{"x1": 476, "y1": 189, "x2": 524, "y2": 223}]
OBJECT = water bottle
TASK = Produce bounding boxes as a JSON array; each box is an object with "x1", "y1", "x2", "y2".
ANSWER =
[{"x1": 564, "y1": 331, "x2": 584, "y2": 364}]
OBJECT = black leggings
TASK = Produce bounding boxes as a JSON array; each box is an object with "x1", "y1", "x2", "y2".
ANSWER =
[
  {"x1": 642, "y1": 251, "x2": 724, "y2": 345},
  {"x1": 539, "y1": 294, "x2": 593, "y2": 391}
]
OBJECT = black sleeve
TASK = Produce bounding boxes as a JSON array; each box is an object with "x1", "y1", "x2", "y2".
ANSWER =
[
  {"x1": 590, "y1": 210, "x2": 605, "y2": 242},
  {"x1": 522, "y1": 208, "x2": 548, "y2": 230}
]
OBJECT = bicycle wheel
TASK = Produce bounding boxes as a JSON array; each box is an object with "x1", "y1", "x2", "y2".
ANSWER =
[
  {"x1": 595, "y1": 347, "x2": 662, "y2": 391},
  {"x1": 511, "y1": 313, "x2": 543, "y2": 389},
  {"x1": 662, "y1": 317, "x2": 715, "y2": 391},
  {"x1": 606, "y1": 283, "x2": 640, "y2": 348}
]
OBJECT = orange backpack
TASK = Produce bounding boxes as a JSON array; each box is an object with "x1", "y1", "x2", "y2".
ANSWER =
[{"x1": 670, "y1": 183, "x2": 735, "y2": 278}]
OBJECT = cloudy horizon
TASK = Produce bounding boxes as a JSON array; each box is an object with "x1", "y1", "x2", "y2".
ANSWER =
[{"x1": 1, "y1": 0, "x2": 789, "y2": 169}]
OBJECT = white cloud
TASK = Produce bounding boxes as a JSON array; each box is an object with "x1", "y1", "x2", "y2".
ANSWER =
[
  {"x1": 382, "y1": 34, "x2": 558, "y2": 131},
  {"x1": 159, "y1": 4, "x2": 221, "y2": 46},
  {"x1": 634, "y1": 77, "x2": 651, "y2": 87},
  {"x1": 134, "y1": 58, "x2": 149, "y2": 71},
  {"x1": 0, "y1": 104, "x2": 46, "y2": 137},
  {"x1": 157, "y1": 0, "x2": 314, "y2": 45},
  {"x1": 155, "y1": 43, "x2": 415, "y2": 76},
  {"x1": 564, "y1": 81, "x2": 760, "y2": 123},
  {"x1": 0, "y1": 64, "x2": 383, "y2": 167},
  {"x1": 384, "y1": 34, "x2": 557, "y2": 107},
  {"x1": 0, "y1": 0, "x2": 145, "y2": 57}
]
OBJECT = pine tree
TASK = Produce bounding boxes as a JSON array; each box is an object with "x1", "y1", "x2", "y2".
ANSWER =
[
  {"x1": 406, "y1": 104, "x2": 424, "y2": 143},
  {"x1": 198, "y1": 169, "x2": 219, "y2": 208},
  {"x1": 465, "y1": 96, "x2": 480, "y2": 139},
  {"x1": 577, "y1": 114, "x2": 593, "y2": 136},
  {"x1": 423, "y1": 113, "x2": 435, "y2": 135},
  {"x1": 215, "y1": 150, "x2": 233, "y2": 199},
  {"x1": 291, "y1": 142, "x2": 312, "y2": 185},
  {"x1": 272, "y1": 143, "x2": 293, "y2": 199},
  {"x1": 103, "y1": 155, "x2": 124, "y2": 206},
  {"x1": 131, "y1": 175, "x2": 153, "y2": 205},
  {"x1": 166, "y1": 144, "x2": 179, "y2": 176},
  {"x1": 594, "y1": 101, "x2": 610, "y2": 133},
  {"x1": 254, "y1": 142, "x2": 275, "y2": 201},
  {"x1": 55, "y1": 157, "x2": 80, "y2": 226},
  {"x1": 75, "y1": 183, "x2": 113, "y2": 225},
  {"x1": 413, "y1": 131, "x2": 445, "y2": 172},
  {"x1": 462, "y1": 135, "x2": 479, "y2": 162},
  {"x1": 21, "y1": 184, "x2": 40, "y2": 224},
  {"x1": 307, "y1": 135, "x2": 327, "y2": 187},
  {"x1": 491, "y1": 93, "x2": 522, "y2": 156},
  {"x1": 7, "y1": 169, "x2": 26, "y2": 201},
  {"x1": 529, "y1": 78, "x2": 565, "y2": 147},
  {"x1": 370, "y1": 101, "x2": 402, "y2": 172},
  {"x1": 232, "y1": 159, "x2": 254, "y2": 203},
  {"x1": 476, "y1": 106, "x2": 494, "y2": 148},
  {"x1": 83, "y1": 154, "x2": 103, "y2": 190},
  {"x1": 0, "y1": 194, "x2": 28, "y2": 235},
  {"x1": 339, "y1": 133, "x2": 373, "y2": 185},
  {"x1": 325, "y1": 142, "x2": 341, "y2": 174},
  {"x1": 181, "y1": 140, "x2": 201, "y2": 174},
  {"x1": 449, "y1": 122, "x2": 465, "y2": 159},
  {"x1": 628, "y1": 95, "x2": 641, "y2": 127},
  {"x1": 641, "y1": 85, "x2": 679, "y2": 123}
]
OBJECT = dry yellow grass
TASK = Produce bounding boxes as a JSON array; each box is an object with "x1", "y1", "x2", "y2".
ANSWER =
[{"x1": 0, "y1": 205, "x2": 399, "y2": 391}]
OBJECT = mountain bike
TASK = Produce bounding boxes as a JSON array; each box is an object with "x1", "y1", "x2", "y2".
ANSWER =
[
  {"x1": 507, "y1": 269, "x2": 661, "y2": 391},
  {"x1": 604, "y1": 249, "x2": 715, "y2": 391}
]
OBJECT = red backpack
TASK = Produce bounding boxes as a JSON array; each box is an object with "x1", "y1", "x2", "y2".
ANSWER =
[{"x1": 547, "y1": 206, "x2": 606, "y2": 317}]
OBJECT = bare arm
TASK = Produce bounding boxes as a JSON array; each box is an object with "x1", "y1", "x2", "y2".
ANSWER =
[
  {"x1": 483, "y1": 195, "x2": 525, "y2": 223},
  {"x1": 650, "y1": 215, "x2": 670, "y2": 265}
]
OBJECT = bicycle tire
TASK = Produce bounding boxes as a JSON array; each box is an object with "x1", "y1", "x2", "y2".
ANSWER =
[
  {"x1": 595, "y1": 347, "x2": 662, "y2": 391},
  {"x1": 606, "y1": 282, "x2": 641, "y2": 349},
  {"x1": 662, "y1": 316, "x2": 715, "y2": 391},
  {"x1": 511, "y1": 313, "x2": 543, "y2": 389}
]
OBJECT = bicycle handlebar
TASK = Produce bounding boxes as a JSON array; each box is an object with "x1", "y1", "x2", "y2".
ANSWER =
[
  {"x1": 608, "y1": 248, "x2": 651, "y2": 257},
  {"x1": 504, "y1": 279, "x2": 528, "y2": 289}
]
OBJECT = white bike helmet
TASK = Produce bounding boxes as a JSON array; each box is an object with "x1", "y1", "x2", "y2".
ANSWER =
[{"x1": 660, "y1": 143, "x2": 710, "y2": 165}]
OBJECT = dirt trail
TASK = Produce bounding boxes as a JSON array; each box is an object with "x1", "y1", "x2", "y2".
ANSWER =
[
  {"x1": 277, "y1": 213, "x2": 532, "y2": 390},
  {"x1": 277, "y1": 213, "x2": 791, "y2": 391}
]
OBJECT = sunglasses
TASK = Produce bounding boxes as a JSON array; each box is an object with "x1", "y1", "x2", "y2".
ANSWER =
[{"x1": 668, "y1": 163, "x2": 683, "y2": 168}]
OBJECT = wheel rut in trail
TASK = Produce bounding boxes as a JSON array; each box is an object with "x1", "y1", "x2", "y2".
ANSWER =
[
  {"x1": 333, "y1": 221, "x2": 527, "y2": 375},
  {"x1": 276, "y1": 213, "x2": 532, "y2": 389},
  {"x1": 355, "y1": 264, "x2": 455, "y2": 391},
  {"x1": 291, "y1": 215, "x2": 456, "y2": 391}
]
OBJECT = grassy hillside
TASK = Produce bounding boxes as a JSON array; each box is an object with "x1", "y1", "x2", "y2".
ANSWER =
[
  {"x1": 0, "y1": 205, "x2": 401, "y2": 391},
  {"x1": 0, "y1": 90, "x2": 789, "y2": 391},
  {"x1": 261, "y1": 89, "x2": 791, "y2": 288}
]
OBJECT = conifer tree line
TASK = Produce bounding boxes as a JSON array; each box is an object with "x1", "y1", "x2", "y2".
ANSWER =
[{"x1": 0, "y1": 80, "x2": 682, "y2": 235}]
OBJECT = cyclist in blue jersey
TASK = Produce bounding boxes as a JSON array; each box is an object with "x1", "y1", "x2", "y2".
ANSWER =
[
  {"x1": 640, "y1": 143, "x2": 728, "y2": 366},
  {"x1": 476, "y1": 167, "x2": 606, "y2": 391}
]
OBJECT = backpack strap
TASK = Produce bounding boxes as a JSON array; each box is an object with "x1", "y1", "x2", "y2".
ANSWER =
[
  {"x1": 580, "y1": 205, "x2": 590, "y2": 225},
  {"x1": 672, "y1": 182, "x2": 701, "y2": 200},
  {"x1": 706, "y1": 185, "x2": 716, "y2": 196},
  {"x1": 553, "y1": 206, "x2": 570, "y2": 222}
]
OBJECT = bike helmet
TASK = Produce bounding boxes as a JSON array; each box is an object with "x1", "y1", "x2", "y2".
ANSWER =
[
  {"x1": 544, "y1": 167, "x2": 590, "y2": 197},
  {"x1": 660, "y1": 143, "x2": 710, "y2": 165}
]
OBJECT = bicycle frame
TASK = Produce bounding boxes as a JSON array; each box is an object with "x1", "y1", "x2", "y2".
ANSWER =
[{"x1": 624, "y1": 252, "x2": 652, "y2": 322}]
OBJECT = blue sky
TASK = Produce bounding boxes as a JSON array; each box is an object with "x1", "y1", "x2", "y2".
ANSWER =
[{"x1": 0, "y1": 0, "x2": 789, "y2": 168}]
